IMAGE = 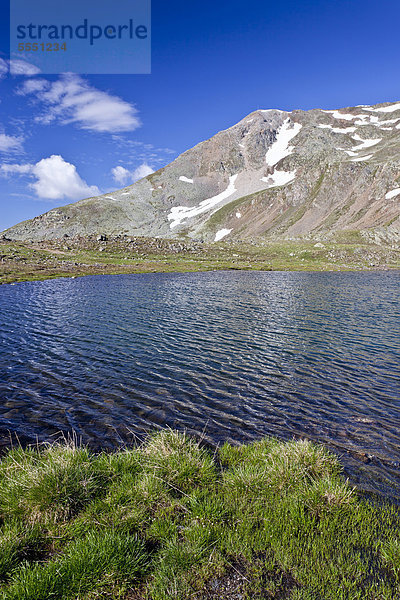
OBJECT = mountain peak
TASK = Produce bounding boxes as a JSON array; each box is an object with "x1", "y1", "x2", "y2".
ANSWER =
[{"x1": 3, "y1": 101, "x2": 400, "y2": 242}]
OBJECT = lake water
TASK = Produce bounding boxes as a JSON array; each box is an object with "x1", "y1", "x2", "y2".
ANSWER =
[{"x1": 1, "y1": 271, "x2": 399, "y2": 498}]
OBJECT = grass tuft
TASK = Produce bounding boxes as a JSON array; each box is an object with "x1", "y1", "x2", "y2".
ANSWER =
[
  {"x1": 0, "y1": 431, "x2": 399, "y2": 599},
  {"x1": 2, "y1": 530, "x2": 147, "y2": 600},
  {"x1": 140, "y1": 429, "x2": 217, "y2": 495},
  {"x1": 0, "y1": 442, "x2": 109, "y2": 524}
]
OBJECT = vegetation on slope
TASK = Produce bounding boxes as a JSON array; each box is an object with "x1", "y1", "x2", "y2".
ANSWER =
[
  {"x1": 1, "y1": 233, "x2": 400, "y2": 284},
  {"x1": 0, "y1": 431, "x2": 400, "y2": 599}
]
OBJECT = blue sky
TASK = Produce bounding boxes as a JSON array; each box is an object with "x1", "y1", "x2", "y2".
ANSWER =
[{"x1": 1, "y1": 0, "x2": 400, "y2": 231}]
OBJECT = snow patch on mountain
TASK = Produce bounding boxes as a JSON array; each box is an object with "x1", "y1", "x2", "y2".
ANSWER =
[
  {"x1": 214, "y1": 228, "x2": 232, "y2": 241},
  {"x1": 318, "y1": 124, "x2": 357, "y2": 133},
  {"x1": 378, "y1": 118, "x2": 400, "y2": 125},
  {"x1": 351, "y1": 135, "x2": 381, "y2": 150},
  {"x1": 265, "y1": 119, "x2": 302, "y2": 167},
  {"x1": 385, "y1": 188, "x2": 400, "y2": 200},
  {"x1": 168, "y1": 174, "x2": 238, "y2": 229},
  {"x1": 350, "y1": 154, "x2": 374, "y2": 162},
  {"x1": 179, "y1": 176, "x2": 193, "y2": 184},
  {"x1": 353, "y1": 115, "x2": 379, "y2": 126},
  {"x1": 341, "y1": 135, "x2": 381, "y2": 158},
  {"x1": 374, "y1": 103, "x2": 400, "y2": 113},
  {"x1": 325, "y1": 110, "x2": 360, "y2": 121},
  {"x1": 261, "y1": 170, "x2": 296, "y2": 188}
]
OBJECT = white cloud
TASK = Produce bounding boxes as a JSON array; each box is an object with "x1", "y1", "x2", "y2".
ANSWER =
[
  {"x1": 0, "y1": 58, "x2": 41, "y2": 78},
  {"x1": 111, "y1": 163, "x2": 154, "y2": 186},
  {"x1": 0, "y1": 163, "x2": 32, "y2": 175},
  {"x1": 31, "y1": 155, "x2": 100, "y2": 199},
  {"x1": 19, "y1": 74, "x2": 141, "y2": 133},
  {"x1": 16, "y1": 78, "x2": 48, "y2": 94},
  {"x1": 9, "y1": 60, "x2": 41, "y2": 76},
  {"x1": 0, "y1": 58, "x2": 8, "y2": 79},
  {"x1": 132, "y1": 163, "x2": 154, "y2": 181},
  {"x1": 1, "y1": 154, "x2": 100, "y2": 201},
  {"x1": 0, "y1": 134, "x2": 24, "y2": 153},
  {"x1": 111, "y1": 166, "x2": 131, "y2": 185}
]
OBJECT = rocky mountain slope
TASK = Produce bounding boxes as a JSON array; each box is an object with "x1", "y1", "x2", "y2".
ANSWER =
[{"x1": 3, "y1": 102, "x2": 400, "y2": 242}]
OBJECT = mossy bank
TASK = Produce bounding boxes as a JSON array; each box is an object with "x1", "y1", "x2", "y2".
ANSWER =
[{"x1": 1, "y1": 431, "x2": 400, "y2": 599}]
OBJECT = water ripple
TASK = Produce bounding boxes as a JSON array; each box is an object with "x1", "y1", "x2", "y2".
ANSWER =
[{"x1": 0, "y1": 271, "x2": 400, "y2": 498}]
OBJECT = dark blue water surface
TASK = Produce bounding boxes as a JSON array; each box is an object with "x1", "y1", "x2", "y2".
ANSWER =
[{"x1": 1, "y1": 271, "x2": 400, "y2": 497}]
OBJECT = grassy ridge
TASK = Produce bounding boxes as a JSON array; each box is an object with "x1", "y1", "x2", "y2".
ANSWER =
[{"x1": 0, "y1": 432, "x2": 400, "y2": 599}]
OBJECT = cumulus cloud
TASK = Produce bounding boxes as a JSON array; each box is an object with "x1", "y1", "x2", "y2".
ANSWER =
[
  {"x1": 18, "y1": 74, "x2": 141, "y2": 133},
  {"x1": 111, "y1": 163, "x2": 154, "y2": 185},
  {"x1": 111, "y1": 166, "x2": 131, "y2": 185},
  {"x1": 132, "y1": 163, "x2": 154, "y2": 181},
  {"x1": 0, "y1": 134, "x2": 24, "y2": 153},
  {"x1": 1, "y1": 155, "x2": 100, "y2": 200},
  {"x1": 31, "y1": 155, "x2": 100, "y2": 199}
]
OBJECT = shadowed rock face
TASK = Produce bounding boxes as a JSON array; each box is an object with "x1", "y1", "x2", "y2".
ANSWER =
[{"x1": 3, "y1": 103, "x2": 400, "y2": 242}]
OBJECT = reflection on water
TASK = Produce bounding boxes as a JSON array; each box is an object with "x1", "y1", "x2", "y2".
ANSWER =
[{"x1": 1, "y1": 271, "x2": 400, "y2": 498}]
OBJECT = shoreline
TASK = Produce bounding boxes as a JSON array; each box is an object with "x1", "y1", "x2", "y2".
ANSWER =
[{"x1": 1, "y1": 235, "x2": 400, "y2": 285}]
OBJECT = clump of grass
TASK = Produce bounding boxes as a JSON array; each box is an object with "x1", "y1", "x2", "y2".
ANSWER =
[
  {"x1": 0, "y1": 441, "x2": 109, "y2": 524},
  {"x1": 3, "y1": 530, "x2": 147, "y2": 600},
  {"x1": 381, "y1": 537, "x2": 400, "y2": 582},
  {"x1": 140, "y1": 429, "x2": 218, "y2": 495},
  {"x1": 0, "y1": 431, "x2": 399, "y2": 599},
  {"x1": 0, "y1": 521, "x2": 47, "y2": 582},
  {"x1": 220, "y1": 437, "x2": 353, "y2": 514}
]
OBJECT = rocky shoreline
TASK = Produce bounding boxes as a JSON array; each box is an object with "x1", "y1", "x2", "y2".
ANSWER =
[{"x1": 1, "y1": 234, "x2": 399, "y2": 285}]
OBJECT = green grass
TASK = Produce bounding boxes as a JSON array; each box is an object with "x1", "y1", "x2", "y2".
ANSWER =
[
  {"x1": 4, "y1": 531, "x2": 147, "y2": 600},
  {"x1": 0, "y1": 431, "x2": 400, "y2": 599},
  {"x1": 1, "y1": 235, "x2": 400, "y2": 284}
]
